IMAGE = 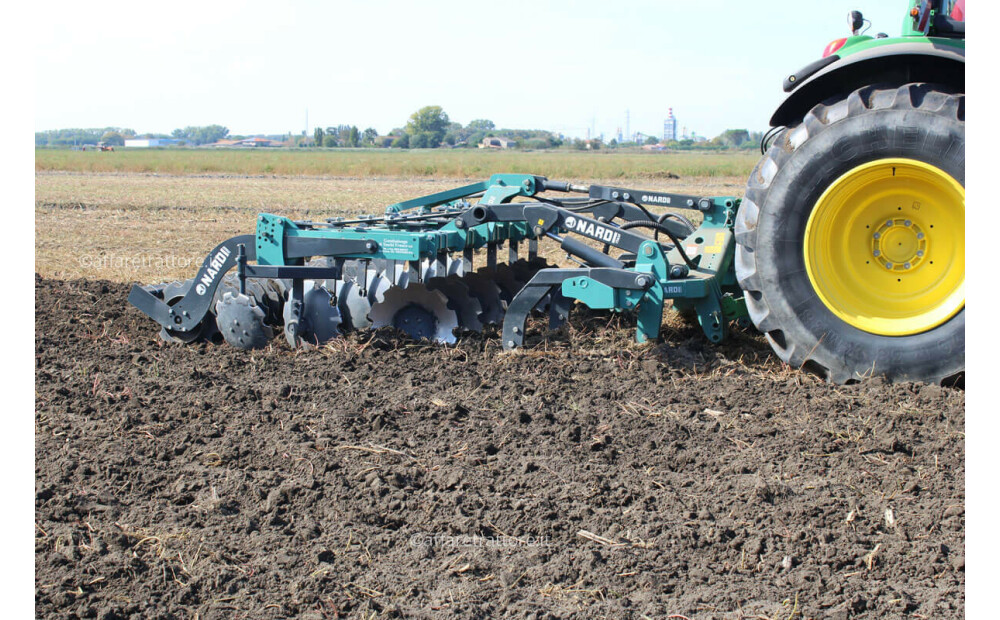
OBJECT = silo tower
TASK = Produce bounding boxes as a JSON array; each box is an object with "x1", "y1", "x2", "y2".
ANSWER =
[{"x1": 663, "y1": 108, "x2": 678, "y2": 142}]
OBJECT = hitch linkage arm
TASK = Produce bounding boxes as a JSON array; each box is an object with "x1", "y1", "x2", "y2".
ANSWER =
[{"x1": 456, "y1": 202, "x2": 654, "y2": 258}]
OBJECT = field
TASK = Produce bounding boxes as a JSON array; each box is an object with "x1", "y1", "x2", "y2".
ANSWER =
[
  {"x1": 35, "y1": 151, "x2": 964, "y2": 618},
  {"x1": 36, "y1": 147, "x2": 759, "y2": 180}
]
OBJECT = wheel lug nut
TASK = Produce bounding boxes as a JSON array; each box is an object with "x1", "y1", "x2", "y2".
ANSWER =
[
  {"x1": 885, "y1": 263, "x2": 893, "y2": 269},
  {"x1": 873, "y1": 233, "x2": 881, "y2": 239},
  {"x1": 873, "y1": 250, "x2": 881, "y2": 257},
  {"x1": 917, "y1": 233, "x2": 925, "y2": 239},
  {"x1": 903, "y1": 263, "x2": 911, "y2": 269},
  {"x1": 904, "y1": 220, "x2": 912, "y2": 227},
  {"x1": 917, "y1": 250, "x2": 924, "y2": 257}
]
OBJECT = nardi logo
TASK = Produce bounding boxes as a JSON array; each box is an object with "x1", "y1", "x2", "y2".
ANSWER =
[
  {"x1": 563, "y1": 216, "x2": 622, "y2": 245},
  {"x1": 195, "y1": 246, "x2": 232, "y2": 295}
]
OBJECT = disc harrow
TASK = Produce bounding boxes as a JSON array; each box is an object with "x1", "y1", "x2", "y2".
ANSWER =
[
  {"x1": 126, "y1": 6, "x2": 966, "y2": 384},
  {"x1": 130, "y1": 173, "x2": 748, "y2": 351}
]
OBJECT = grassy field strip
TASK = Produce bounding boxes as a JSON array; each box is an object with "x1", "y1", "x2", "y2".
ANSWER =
[
  {"x1": 36, "y1": 148, "x2": 758, "y2": 180},
  {"x1": 35, "y1": 173, "x2": 746, "y2": 283}
]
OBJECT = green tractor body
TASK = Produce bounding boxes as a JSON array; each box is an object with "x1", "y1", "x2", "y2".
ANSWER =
[
  {"x1": 773, "y1": 1, "x2": 964, "y2": 127},
  {"x1": 737, "y1": 0, "x2": 965, "y2": 383}
]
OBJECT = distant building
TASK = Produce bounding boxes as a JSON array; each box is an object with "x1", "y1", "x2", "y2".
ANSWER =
[
  {"x1": 479, "y1": 136, "x2": 517, "y2": 149},
  {"x1": 238, "y1": 137, "x2": 276, "y2": 147},
  {"x1": 124, "y1": 138, "x2": 181, "y2": 148},
  {"x1": 206, "y1": 137, "x2": 277, "y2": 148},
  {"x1": 663, "y1": 108, "x2": 678, "y2": 142}
]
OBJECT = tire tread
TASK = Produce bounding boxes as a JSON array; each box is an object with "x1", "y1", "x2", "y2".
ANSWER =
[{"x1": 735, "y1": 83, "x2": 965, "y2": 384}]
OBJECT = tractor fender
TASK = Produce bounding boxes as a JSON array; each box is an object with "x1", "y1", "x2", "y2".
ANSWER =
[{"x1": 770, "y1": 40, "x2": 964, "y2": 127}]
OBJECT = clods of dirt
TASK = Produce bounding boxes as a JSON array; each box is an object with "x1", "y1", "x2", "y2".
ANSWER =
[{"x1": 35, "y1": 278, "x2": 964, "y2": 618}]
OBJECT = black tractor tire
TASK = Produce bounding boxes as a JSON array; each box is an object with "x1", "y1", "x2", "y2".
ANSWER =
[{"x1": 735, "y1": 83, "x2": 964, "y2": 384}]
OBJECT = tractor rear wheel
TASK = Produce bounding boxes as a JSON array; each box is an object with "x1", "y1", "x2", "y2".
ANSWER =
[{"x1": 736, "y1": 83, "x2": 964, "y2": 384}]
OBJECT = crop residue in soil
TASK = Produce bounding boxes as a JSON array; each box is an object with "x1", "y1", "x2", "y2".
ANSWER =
[{"x1": 35, "y1": 278, "x2": 964, "y2": 619}]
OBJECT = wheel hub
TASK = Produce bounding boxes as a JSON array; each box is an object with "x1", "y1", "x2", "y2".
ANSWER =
[{"x1": 871, "y1": 218, "x2": 927, "y2": 271}]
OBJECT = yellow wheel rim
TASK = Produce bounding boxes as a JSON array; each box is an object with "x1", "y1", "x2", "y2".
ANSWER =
[{"x1": 804, "y1": 158, "x2": 964, "y2": 336}]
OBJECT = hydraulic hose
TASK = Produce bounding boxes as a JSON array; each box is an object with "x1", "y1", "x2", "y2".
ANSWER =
[
  {"x1": 619, "y1": 220, "x2": 698, "y2": 269},
  {"x1": 657, "y1": 211, "x2": 697, "y2": 235}
]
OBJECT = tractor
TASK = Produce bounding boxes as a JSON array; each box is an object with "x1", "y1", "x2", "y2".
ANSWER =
[
  {"x1": 128, "y1": 0, "x2": 964, "y2": 384},
  {"x1": 737, "y1": 0, "x2": 964, "y2": 383}
]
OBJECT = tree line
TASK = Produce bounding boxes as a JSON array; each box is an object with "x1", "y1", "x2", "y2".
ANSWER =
[
  {"x1": 36, "y1": 108, "x2": 761, "y2": 150},
  {"x1": 35, "y1": 127, "x2": 138, "y2": 147},
  {"x1": 311, "y1": 108, "x2": 560, "y2": 150},
  {"x1": 35, "y1": 126, "x2": 232, "y2": 147}
]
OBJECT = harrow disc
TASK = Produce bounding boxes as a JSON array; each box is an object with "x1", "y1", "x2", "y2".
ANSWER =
[
  {"x1": 215, "y1": 291, "x2": 275, "y2": 349},
  {"x1": 510, "y1": 257, "x2": 552, "y2": 282},
  {"x1": 428, "y1": 275, "x2": 484, "y2": 332},
  {"x1": 333, "y1": 266, "x2": 391, "y2": 331},
  {"x1": 333, "y1": 279, "x2": 372, "y2": 331},
  {"x1": 491, "y1": 260, "x2": 554, "y2": 314},
  {"x1": 283, "y1": 281, "x2": 343, "y2": 347},
  {"x1": 460, "y1": 271, "x2": 505, "y2": 325},
  {"x1": 158, "y1": 279, "x2": 220, "y2": 344},
  {"x1": 258, "y1": 278, "x2": 288, "y2": 325},
  {"x1": 369, "y1": 282, "x2": 459, "y2": 344},
  {"x1": 219, "y1": 273, "x2": 286, "y2": 326},
  {"x1": 491, "y1": 263, "x2": 528, "y2": 306}
]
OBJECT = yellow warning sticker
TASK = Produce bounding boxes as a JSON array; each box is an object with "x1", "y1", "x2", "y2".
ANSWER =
[{"x1": 704, "y1": 232, "x2": 727, "y2": 254}]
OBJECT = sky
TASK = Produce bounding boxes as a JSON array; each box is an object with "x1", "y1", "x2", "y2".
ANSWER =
[{"x1": 35, "y1": 0, "x2": 909, "y2": 140}]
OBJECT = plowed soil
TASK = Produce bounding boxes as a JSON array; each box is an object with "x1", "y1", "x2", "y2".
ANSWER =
[{"x1": 35, "y1": 277, "x2": 965, "y2": 619}]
